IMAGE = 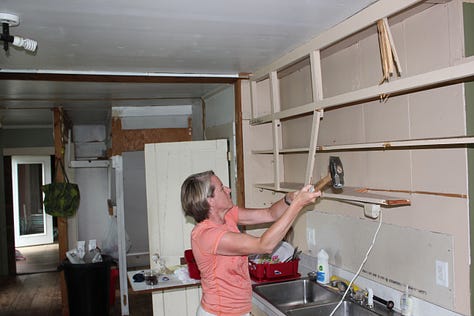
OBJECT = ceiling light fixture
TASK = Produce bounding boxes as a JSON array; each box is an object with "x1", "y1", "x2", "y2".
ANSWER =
[{"x1": 0, "y1": 12, "x2": 37, "y2": 52}]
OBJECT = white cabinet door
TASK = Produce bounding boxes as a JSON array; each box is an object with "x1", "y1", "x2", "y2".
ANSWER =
[{"x1": 145, "y1": 140, "x2": 229, "y2": 316}]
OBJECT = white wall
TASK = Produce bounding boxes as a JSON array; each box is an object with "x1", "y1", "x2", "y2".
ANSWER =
[
  {"x1": 203, "y1": 85, "x2": 237, "y2": 203},
  {"x1": 205, "y1": 85, "x2": 235, "y2": 128},
  {"x1": 76, "y1": 168, "x2": 110, "y2": 245},
  {"x1": 123, "y1": 151, "x2": 149, "y2": 266}
]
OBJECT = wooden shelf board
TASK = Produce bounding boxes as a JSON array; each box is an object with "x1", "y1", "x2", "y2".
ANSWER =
[
  {"x1": 250, "y1": 58, "x2": 474, "y2": 125},
  {"x1": 252, "y1": 136, "x2": 474, "y2": 155},
  {"x1": 252, "y1": 148, "x2": 308, "y2": 154},
  {"x1": 70, "y1": 160, "x2": 110, "y2": 168},
  {"x1": 255, "y1": 183, "x2": 411, "y2": 206}
]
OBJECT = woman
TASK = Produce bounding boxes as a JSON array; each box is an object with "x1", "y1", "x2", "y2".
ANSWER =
[{"x1": 181, "y1": 170, "x2": 320, "y2": 316}]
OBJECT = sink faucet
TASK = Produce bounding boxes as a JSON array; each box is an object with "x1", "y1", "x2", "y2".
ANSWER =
[
  {"x1": 329, "y1": 280, "x2": 370, "y2": 305},
  {"x1": 307, "y1": 271, "x2": 317, "y2": 281},
  {"x1": 330, "y1": 279, "x2": 353, "y2": 294}
]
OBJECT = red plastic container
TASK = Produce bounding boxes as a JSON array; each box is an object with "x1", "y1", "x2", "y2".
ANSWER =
[
  {"x1": 109, "y1": 268, "x2": 119, "y2": 306},
  {"x1": 184, "y1": 249, "x2": 201, "y2": 280},
  {"x1": 249, "y1": 259, "x2": 300, "y2": 282}
]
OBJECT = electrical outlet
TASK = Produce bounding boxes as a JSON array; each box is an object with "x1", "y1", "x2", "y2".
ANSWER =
[
  {"x1": 364, "y1": 204, "x2": 380, "y2": 219},
  {"x1": 307, "y1": 228, "x2": 316, "y2": 246},
  {"x1": 436, "y1": 260, "x2": 449, "y2": 287}
]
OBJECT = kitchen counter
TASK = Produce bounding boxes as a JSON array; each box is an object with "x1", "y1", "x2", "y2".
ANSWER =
[{"x1": 127, "y1": 269, "x2": 200, "y2": 293}]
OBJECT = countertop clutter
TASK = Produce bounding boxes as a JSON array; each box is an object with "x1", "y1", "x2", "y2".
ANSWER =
[{"x1": 127, "y1": 267, "x2": 200, "y2": 293}]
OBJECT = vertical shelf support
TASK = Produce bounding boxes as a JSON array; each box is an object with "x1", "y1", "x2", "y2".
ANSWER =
[
  {"x1": 250, "y1": 80, "x2": 258, "y2": 120},
  {"x1": 304, "y1": 50, "x2": 324, "y2": 185},
  {"x1": 112, "y1": 155, "x2": 130, "y2": 315},
  {"x1": 269, "y1": 71, "x2": 282, "y2": 190}
]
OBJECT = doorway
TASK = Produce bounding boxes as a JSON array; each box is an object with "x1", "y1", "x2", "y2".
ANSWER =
[{"x1": 4, "y1": 155, "x2": 59, "y2": 274}]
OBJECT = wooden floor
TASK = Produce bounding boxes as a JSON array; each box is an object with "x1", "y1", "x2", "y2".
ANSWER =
[
  {"x1": 0, "y1": 272, "x2": 62, "y2": 316},
  {"x1": 1, "y1": 244, "x2": 153, "y2": 315},
  {"x1": 0, "y1": 271, "x2": 153, "y2": 315},
  {"x1": 16, "y1": 243, "x2": 60, "y2": 274}
]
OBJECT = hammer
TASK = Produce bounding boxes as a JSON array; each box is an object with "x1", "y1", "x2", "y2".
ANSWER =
[{"x1": 312, "y1": 156, "x2": 344, "y2": 192}]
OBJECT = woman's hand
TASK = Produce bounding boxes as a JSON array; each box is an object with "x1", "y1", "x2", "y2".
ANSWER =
[{"x1": 291, "y1": 185, "x2": 321, "y2": 208}]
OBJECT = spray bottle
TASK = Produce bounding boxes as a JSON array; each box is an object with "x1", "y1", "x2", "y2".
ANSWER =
[
  {"x1": 316, "y1": 249, "x2": 329, "y2": 284},
  {"x1": 400, "y1": 285, "x2": 413, "y2": 316}
]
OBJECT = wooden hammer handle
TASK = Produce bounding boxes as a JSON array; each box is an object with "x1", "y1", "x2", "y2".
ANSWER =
[{"x1": 313, "y1": 174, "x2": 332, "y2": 191}]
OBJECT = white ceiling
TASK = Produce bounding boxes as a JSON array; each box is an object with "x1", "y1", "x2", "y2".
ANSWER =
[{"x1": 0, "y1": 0, "x2": 377, "y2": 127}]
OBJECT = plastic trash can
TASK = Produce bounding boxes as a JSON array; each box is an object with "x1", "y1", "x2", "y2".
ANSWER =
[{"x1": 59, "y1": 255, "x2": 114, "y2": 316}]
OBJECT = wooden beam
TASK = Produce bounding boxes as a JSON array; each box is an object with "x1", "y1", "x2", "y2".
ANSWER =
[
  {"x1": 0, "y1": 73, "x2": 238, "y2": 84},
  {"x1": 53, "y1": 108, "x2": 69, "y2": 316},
  {"x1": 234, "y1": 80, "x2": 245, "y2": 206}
]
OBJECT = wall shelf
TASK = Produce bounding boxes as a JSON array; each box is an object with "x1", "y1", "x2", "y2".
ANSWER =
[
  {"x1": 251, "y1": 136, "x2": 474, "y2": 154},
  {"x1": 69, "y1": 160, "x2": 110, "y2": 168},
  {"x1": 248, "y1": 50, "x2": 474, "y2": 193},
  {"x1": 246, "y1": 1, "x2": 474, "y2": 209},
  {"x1": 250, "y1": 57, "x2": 474, "y2": 126},
  {"x1": 255, "y1": 183, "x2": 411, "y2": 206}
]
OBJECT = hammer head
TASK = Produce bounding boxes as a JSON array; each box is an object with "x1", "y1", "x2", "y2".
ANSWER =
[{"x1": 329, "y1": 156, "x2": 344, "y2": 189}]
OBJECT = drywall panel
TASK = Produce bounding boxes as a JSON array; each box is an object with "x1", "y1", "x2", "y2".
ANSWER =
[
  {"x1": 411, "y1": 148, "x2": 467, "y2": 194},
  {"x1": 123, "y1": 151, "x2": 149, "y2": 258},
  {"x1": 241, "y1": 79, "x2": 253, "y2": 120},
  {"x1": 409, "y1": 85, "x2": 466, "y2": 139},
  {"x1": 204, "y1": 85, "x2": 235, "y2": 128},
  {"x1": 282, "y1": 116, "x2": 313, "y2": 149},
  {"x1": 308, "y1": 212, "x2": 454, "y2": 310},
  {"x1": 279, "y1": 63, "x2": 313, "y2": 110},
  {"x1": 404, "y1": 4, "x2": 451, "y2": 76},
  {"x1": 358, "y1": 25, "x2": 384, "y2": 88},
  {"x1": 76, "y1": 167, "x2": 110, "y2": 244},
  {"x1": 253, "y1": 79, "x2": 272, "y2": 118},
  {"x1": 366, "y1": 150, "x2": 412, "y2": 189},
  {"x1": 242, "y1": 120, "x2": 284, "y2": 208},
  {"x1": 364, "y1": 97, "x2": 410, "y2": 143},
  {"x1": 205, "y1": 122, "x2": 238, "y2": 205},
  {"x1": 192, "y1": 102, "x2": 203, "y2": 141},
  {"x1": 318, "y1": 106, "x2": 365, "y2": 145},
  {"x1": 283, "y1": 154, "x2": 311, "y2": 183},
  {"x1": 321, "y1": 43, "x2": 361, "y2": 97},
  {"x1": 73, "y1": 125, "x2": 106, "y2": 142}
]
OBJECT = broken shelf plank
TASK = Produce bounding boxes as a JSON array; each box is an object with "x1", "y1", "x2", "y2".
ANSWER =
[{"x1": 255, "y1": 183, "x2": 411, "y2": 206}]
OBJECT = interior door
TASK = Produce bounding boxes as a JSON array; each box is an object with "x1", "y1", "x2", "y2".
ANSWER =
[
  {"x1": 12, "y1": 156, "x2": 53, "y2": 247},
  {"x1": 145, "y1": 140, "x2": 229, "y2": 316}
]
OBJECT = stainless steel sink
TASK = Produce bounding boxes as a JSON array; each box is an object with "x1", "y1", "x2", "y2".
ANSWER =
[
  {"x1": 252, "y1": 277, "x2": 340, "y2": 311},
  {"x1": 286, "y1": 300, "x2": 379, "y2": 316}
]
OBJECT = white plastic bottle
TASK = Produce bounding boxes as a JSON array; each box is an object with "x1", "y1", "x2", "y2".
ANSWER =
[
  {"x1": 316, "y1": 249, "x2": 329, "y2": 284},
  {"x1": 400, "y1": 285, "x2": 413, "y2": 316}
]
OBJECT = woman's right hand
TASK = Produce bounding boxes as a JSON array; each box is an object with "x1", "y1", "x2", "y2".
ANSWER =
[{"x1": 291, "y1": 185, "x2": 321, "y2": 208}]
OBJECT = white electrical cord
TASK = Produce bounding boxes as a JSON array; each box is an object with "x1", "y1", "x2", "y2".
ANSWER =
[{"x1": 329, "y1": 210, "x2": 383, "y2": 316}]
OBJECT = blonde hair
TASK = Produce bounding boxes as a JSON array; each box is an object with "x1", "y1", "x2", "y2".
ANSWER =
[{"x1": 181, "y1": 170, "x2": 215, "y2": 222}]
